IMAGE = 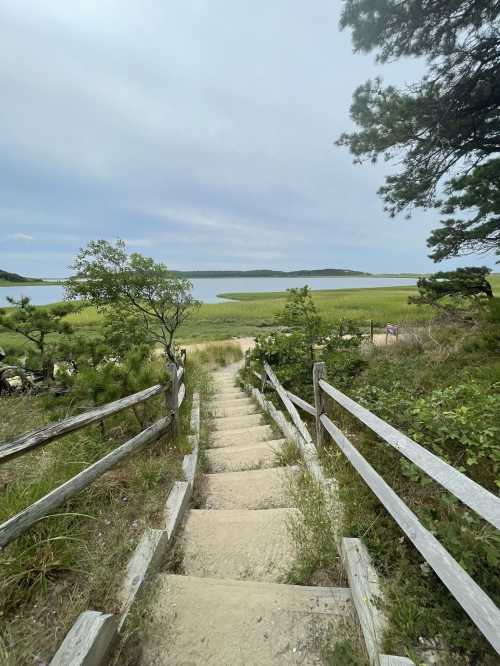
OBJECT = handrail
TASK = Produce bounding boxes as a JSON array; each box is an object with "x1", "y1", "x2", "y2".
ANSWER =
[
  {"x1": 319, "y1": 379, "x2": 500, "y2": 530},
  {"x1": 0, "y1": 415, "x2": 172, "y2": 549},
  {"x1": 0, "y1": 383, "x2": 167, "y2": 464},
  {"x1": 321, "y1": 414, "x2": 500, "y2": 654},
  {"x1": 260, "y1": 360, "x2": 500, "y2": 655},
  {"x1": 263, "y1": 363, "x2": 324, "y2": 483},
  {"x1": 253, "y1": 369, "x2": 317, "y2": 417},
  {"x1": 286, "y1": 390, "x2": 316, "y2": 417},
  {"x1": 0, "y1": 354, "x2": 189, "y2": 548},
  {"x1": 178, "y1": 383, "x2": 186, "y2": 406}
]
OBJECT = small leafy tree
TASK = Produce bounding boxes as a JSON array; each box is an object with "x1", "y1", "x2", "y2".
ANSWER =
[
  {"x1": 409, "y1": 267, "x2": 493, "y2": 312},
  {"x1": 277, "y1": 286, "x2": 323, "y2": 360},
  {"x1": 250, "y1": 286, "x2": 364, "y2": 398},
  {"x1": 0, "y1": 297, "x2": 77, "y2": 379},
  {"x1": 66, "y1": 240, "x2": 201, "y2": 364}
]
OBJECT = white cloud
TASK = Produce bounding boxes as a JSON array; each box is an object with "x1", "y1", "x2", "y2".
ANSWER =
[{"x1": 13, "y1": 233, "x2": 34, "y2": 241}]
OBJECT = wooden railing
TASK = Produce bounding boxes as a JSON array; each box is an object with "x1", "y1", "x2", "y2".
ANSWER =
[
  {"x1": 0, "y1": 355, "x2": 188, "y2": 549},
  {"x1": 259, "y1": 361, "x2": 500, "y2": 656}
]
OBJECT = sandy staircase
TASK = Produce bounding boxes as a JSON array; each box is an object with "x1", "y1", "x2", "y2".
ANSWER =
[{"x1": 141, "y1": 362, "x2": 353, "y2": 665}]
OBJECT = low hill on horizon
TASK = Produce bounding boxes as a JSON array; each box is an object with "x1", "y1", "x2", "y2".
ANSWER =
[
  {"x1": 174, "y1": 268, "x2": 370, "y2": 278},
  {"x1": 0, "y1": 269, "x2": 42, "y2": 283}
]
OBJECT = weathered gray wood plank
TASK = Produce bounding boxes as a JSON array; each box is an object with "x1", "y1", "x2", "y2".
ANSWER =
[
  {"x1": 182, "y1": 393, "x2": 200, "y2": 485},
  {"x1": 379, "y1": 656, "x2": 415, "y2": 666},
  {"x1": 342, "y1": 537, "x2": 387, "y2": 665},
  {"x1": 190, "y1": 392, "x2": 200, "y2": 436},
  {"x1": 264, "y1": 363, "x2": 324, "y2": 483},
  {"x1": 0, "y1": 384, "x2": 166, "y2": 464},
  {"x1": 313, "y1": 362, "x2": 327, "y2": 447},
  {"x1": 164, "y1": 481, "x2": 191, "y2": 539},
  {"x1": 118, "y1": 528, "x2": 169, "y2": 630},
  {"x1": 0, "y1": 416, "x2": 171, "y2": 548},
  {"x1": 286, "y1": 390, "x2": 316, "y2": 417},
  {"x1": 321, "y1": 414, "x2": 500, "y2": 655},
  {"x1": 178, "y1": 382, "x2": 186, "y2": 407},
  {"x1": 319, "y1": 379, "x2": 500, "y2": 530},
  {"x1": 50, "y1": 610, "x2": 116, "y2": 666}
]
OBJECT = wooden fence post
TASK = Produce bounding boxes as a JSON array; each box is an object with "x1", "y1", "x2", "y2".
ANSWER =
[
  {"x1": 167, "y1": 362, "x2": 179, "y2": 437},
  {"x1": 369, "y1": 319, "x2": 373, "y2": 343},
  {"x1": 313, "y1": 362, "x2": 327, "y2": 448},
  {"x1": 261, "y1": 369, "x2": 267, "y2": 394}
]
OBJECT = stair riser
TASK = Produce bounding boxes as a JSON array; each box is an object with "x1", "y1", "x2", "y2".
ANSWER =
[{"x1": 213, "y1": 415, "x2": 264, "y2": 431}]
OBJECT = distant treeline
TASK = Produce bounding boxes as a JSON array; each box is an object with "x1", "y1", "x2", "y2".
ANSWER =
[
  {"x1": 0, "y1": 269, "x2": 42, "y2": 283},
  {"x1": 173, "y1": 268, "x2": 370, "y2": 278}
]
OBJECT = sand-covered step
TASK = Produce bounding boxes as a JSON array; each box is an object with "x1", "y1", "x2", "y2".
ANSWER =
[
  {"x1": 215, "y1": 389, "x2": 247, "y2": 400},
  {"x1": 213, "y1": 413, "x2": 264, "y2": 431},
  {"x1": 206, "y1": 441, "x2": 284, "y2": 472},
  {"x1": 211, "y1": 424, "x2": 274, "y2": 448},
  {"x1": 211, "y1": 402, "x2": 258, "y2": 418},
  {"x1": 211, "y1": 392, "x2": 252, "y2": 403},
  {"x1": 180, "y1": 508, "x2": 299, "y2": 582},
  {"x1": 142, "y1": 574, "x2": 353, "y2": 666},
  {"x1": 201, "y1": 466, "x2": 298, "y2": 510},
  {"x1": 214, "y1": 377, "x2": 238, "y2": 385}
]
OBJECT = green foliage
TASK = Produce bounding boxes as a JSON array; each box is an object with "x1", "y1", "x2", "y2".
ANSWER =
[
  {"x1": 355, "y1": 380, "x2": 500, "y2": 491},
  {"x1": 251, "y1": 331, "x2": 313, "y2": 398},
  {"x1": 0, "y1": 297, "x2": 79, "y2": 379},
  {"x1": 322, "y1": 638, "x2": 367, "y2": 666},
  {"x1": 285, "y1": 471, "x2": 342, "y2": 586},
  {"x1": 326, "y1": 326, "x2": 500, "y2": 663},
  {"x1": 338, "y1": 0, "x2": 500, "y2": 261},
  {"x1": 276, "y1": 286, "x2": 323, "y2": 357},
  {"x1": 409, "y1": 267, "x2": 493, "y2": 312},
  {"x1": 66, "y1": 239, "x2": 201, "y2": 362},
  {"x1": 429, "y1": 159, "x2": 500, "y2": 261},
  {"x1": 248, "y1": 288, "x2": 365, "y2": 398}
]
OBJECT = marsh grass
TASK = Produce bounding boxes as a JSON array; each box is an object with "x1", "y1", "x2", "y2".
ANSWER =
[{"x1": 2, "y1": 277, "x2": 499, "y2": 352}]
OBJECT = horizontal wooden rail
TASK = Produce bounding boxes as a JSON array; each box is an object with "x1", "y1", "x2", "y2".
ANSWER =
[
  {"x1": 321, "y1": 414, "x2": 500, "y2": 655},
  {"x1": 318, "y1": 380, "x2": 500, "y2": 530},
  {"x1": 263, "y1": 363, "x2": 324, "y2": 483},
  {"x1": 0, "y1": 384, "x2": 167, "y2": 464},
  {"x1": 0, "y1": 415, "x2": 172, "y2": 549},
  {"x1": 252, "y1": 368, "x2": 316, "y2": 416},
  {"x1": 286, "y1": 390, "x2": 316, "y2": 417}
]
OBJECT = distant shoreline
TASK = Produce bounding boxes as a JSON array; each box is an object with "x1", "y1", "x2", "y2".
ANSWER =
[{"x1": 0, "y1": 274, "x2": 426, "y2": 287}]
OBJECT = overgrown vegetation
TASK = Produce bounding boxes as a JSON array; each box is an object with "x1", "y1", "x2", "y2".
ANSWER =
[
  {"x1": 0, "y1": 243, "x2": 215, "y2": 664},
  {"x1": 245, "y1": 281, "x2": 500, "y2": 664},
  {"x1": 247, "y1": 286, "x2": 366, "y2": 402},
  {"x1": 324, "y1": 308, "x2": 500, "y2": 664},
  {"x1": 0, "y1": 377, "x2": 178, "y2": 664},
  {"x1": 285, "y1": 469, "x2": 343, "y2": 588},
  {"x1": 0, "y1": 337, "x2": 225, "y2": 665}
]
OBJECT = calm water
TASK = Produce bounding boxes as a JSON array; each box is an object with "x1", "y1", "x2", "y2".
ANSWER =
[{"x1": 0, "y1": 277, "x2": 416, "y2": 306}]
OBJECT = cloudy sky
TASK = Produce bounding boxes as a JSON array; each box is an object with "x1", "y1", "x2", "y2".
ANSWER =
[{"x1": 0, "y1": 1, "x2": 491, "y2": 276}]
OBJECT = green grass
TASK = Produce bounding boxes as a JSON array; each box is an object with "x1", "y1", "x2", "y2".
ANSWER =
[{"x1": 2, "y1": 276, "x2": 499, "y2": 351}]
